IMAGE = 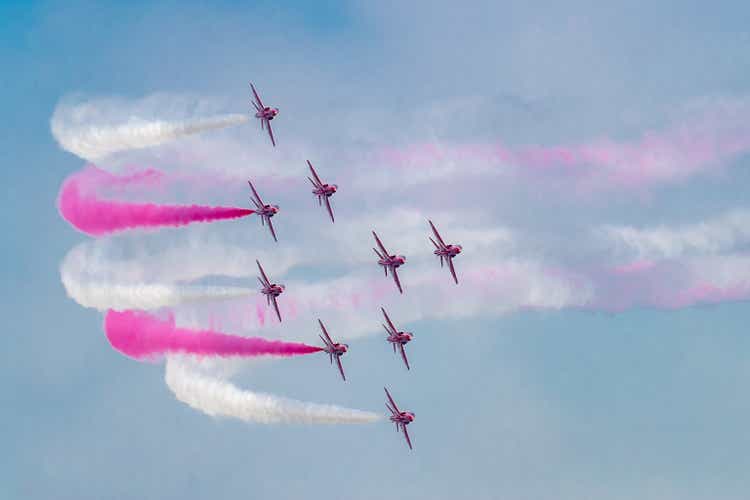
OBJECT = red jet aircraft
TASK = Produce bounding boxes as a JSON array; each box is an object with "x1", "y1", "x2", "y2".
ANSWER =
[
  {"x1": 372, "y1": 231, "x2": 406, "y2": 294},
  {"x1": 318, "y1": 319, "x2": 348, "y2": 381},
  {"x1": 385, "y1": 387, "x2": 415, "y2": 450},
  {"x1": 428, "y1": 220, "x2": 462, "y2": 284},
  {"x1": 306, "y1": 160, "x2": 337, "y2": 223},
  {"x1": 256, "y1": 260, "x2": 285, "y2": 322},
  {"x1": 381, "y1": 307, "x2": 413, "y2": 370},
  {"x1": 248, "y1": 180, "x2": 280, "y2": 242},
  {"x1": 250, "y1": 83, "x2": 279, "y2": 147}
]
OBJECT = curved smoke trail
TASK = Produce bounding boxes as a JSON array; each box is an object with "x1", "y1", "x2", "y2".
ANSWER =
[
  {"x1": 60, "y1": 235, "x2": 300, "y2": 285},
  {"x1": 60, "y1": 247, "x2": 255, "y2": 310},
  {"x1": 165, "y1": 357, "x2": 381, "y2": 424},
  {"x1": 105, "y1": 310, "x2": 321, "y2": 361},
  {"x1": 58, "y1": 167, "x2": 254, "y2": 236},
  {"x1": 51, "y1": 94, "x2": 249, "y2": 160},
  {"x1": 60, "y1": 269, "x2": 253, "y2": 311},
  {"x1": 58, "y1": 238, "x2": 298, "y2": 311}
]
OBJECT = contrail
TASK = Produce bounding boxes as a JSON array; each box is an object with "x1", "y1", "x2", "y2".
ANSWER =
[
  {"x1": 165, "y1": 357, "x2": 381, "y2": 424},
  {"x1": 51, "y1": 94, "x2": 249, "y2": 160},
  {"x1": 105, "y1": 310, "x2": 321, "y2": 361},
  {"x1": 58, "y1": 167, "x2": 253, "y2": 236}
]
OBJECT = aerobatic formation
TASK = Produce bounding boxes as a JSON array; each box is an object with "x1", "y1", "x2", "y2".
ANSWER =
[
  {"x1": 54, "y1": 82, "x2": 439, "y2": 451},
  {"x1": 50, "y1": 75, "x2": 750, "y2": 455}
]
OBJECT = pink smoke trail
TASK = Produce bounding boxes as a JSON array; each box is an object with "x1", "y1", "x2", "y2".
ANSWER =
[
  {"x1": 377, "y1": 102, "x2": 750, "y2": 191},
  {"x1": 58, "y1": 167, "x2": 254, "y2": 236},
  {"x1": 105, "y1": 309, "x2": 322, "y2": 361},
  {"x1": 583, "y1": 257, "x2": 750, "y2": 312}
]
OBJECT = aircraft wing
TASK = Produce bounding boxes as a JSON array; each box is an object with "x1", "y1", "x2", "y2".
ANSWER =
[
  {"x1": 381, "y1": 307, "x2": 397, "y2": 333},
  {"x1": 399, "y1": 344, "x2": 410, "y2": 370},
  {"x1": 386, "y1": 404, "x2": 398, "y2": 418},
  {"x1": 429, "y1": 220, "x2": 447, "y2": 248},
  {"x1": 267, "y1": 216, "x2": 278, "y2": 242},
  {"x1": 402, "y1": 425, "x2": 413, "y2": 450},
  {"x1": 307, "y1": 176, "x2": 321, "y2": 189},
  {"x1": 386, "y1": 401, "x2": 398, "y2": 417},
  {"x1": 372, "y1": 231, "x2": 390, "y2": 257},
  {"x1": 256, "y1": 260, "x2": 271, "y2": 286},
  {"x1": 429, "y1": 236, "x2": 441, "y2": 250},
  {"x1": 307, "y1": 160, "x2": 323, "y2": 186},
  {"x1": 447, "y1": 257, "x2": 459, "y2": 284},
  {"x1": 266, "y1": 120, "x2": 276, "y2": 147},
  {"x1": 392, "y1": 267, "x2": 404, "y2": 294},
  {"x1": 319, "y1": 333, "x2": 333, "y2": 352},
  {"x1": 318, "y1": 319, "x2": 334, "y2": 345},
  {"x1": 257, "y1": 277, "x2": 269, "y2": 289},
  {"x1": 383, "y1": 324, "x2": 396, "y2": 339},
  {"x1": 373, "y1": 247, "x2": 385, "y2": 260},
  {"x1": 384, "y1": 387, "x2": 400, "y2": 413},
  {"x1": 335, "y1": 355, "x2": 346, "y2": 381},
  {"x1": 271, "y1": 296, "x2": 282, "y2": 322},
  {"x1": 248, "y1": 180, "x2": 264, "y2": 206},
  {"x1": 323, "y1": 196, "x2": 335, "y2": 223},
  {"x1": 250, "y1": 83, "x2": 264, "y2": 108},
  {"x1": 381, "y1": 323, "x2": 395, "y2": 338}
]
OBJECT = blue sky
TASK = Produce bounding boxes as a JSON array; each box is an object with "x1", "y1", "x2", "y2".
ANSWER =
[{"x1": 3, "y1": 1, "x2": 750, "y2": 499}]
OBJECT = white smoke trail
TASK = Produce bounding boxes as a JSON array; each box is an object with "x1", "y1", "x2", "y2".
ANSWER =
[
  {"x1": 600, "y1": 208, "x2": 750, "y2": 260},
  {"x1": 62, "y1": 276, "x2": 254, "y2": 311},
  {"x1": 60, "y1": 235, "x2": 299, "y2": 285},
  {"x1": 58, "y1": 237, "x2": 303, "y2": 311},
  {"x1": 165, "y1": 357, "x2": 381, "y2": 424},
  {"x1": 51, "y1": 94, "x2": 249, "y2": 161},
  {"x1": 60, "y1": 242, "x2": 256, "y2": 311}
]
